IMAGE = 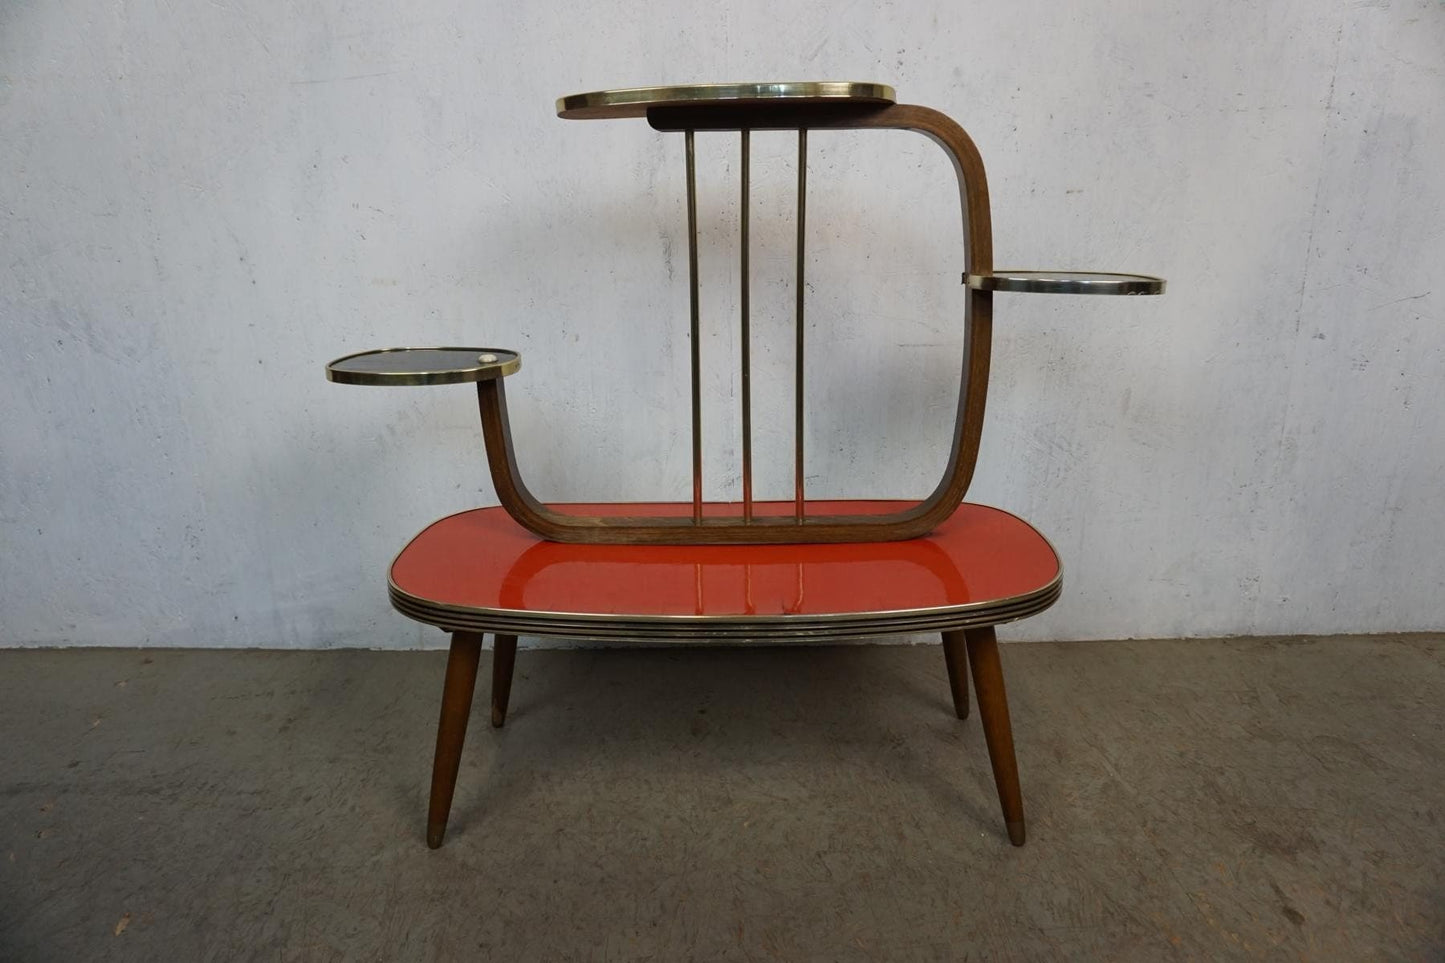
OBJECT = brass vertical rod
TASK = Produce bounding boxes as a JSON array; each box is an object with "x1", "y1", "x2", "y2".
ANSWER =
[
  {"x1": 686, "y1": 129, "x2": 703, "y2": 524},
  {"x1": 740, "y1": 128, "x2": 753, "y2": 523},
  {"x1": 794, "y1": 129, "x2": 807, "y2": 521}
]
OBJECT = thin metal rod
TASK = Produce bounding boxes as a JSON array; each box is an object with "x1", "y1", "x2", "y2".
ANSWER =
[
  {"x1": 740, "y1": 129, "x2": 753, "y2": 523},
  {"x1": 686, "y1": 129, "x2": 702, "y2": 524},
  {"x1": 794, "y1": 129, "x2": 807, "y2": 521}
]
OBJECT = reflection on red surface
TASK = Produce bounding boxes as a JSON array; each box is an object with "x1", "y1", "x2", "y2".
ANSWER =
[{"x1": 390, "y1": 501, "x2": 1060, "y2": 618}]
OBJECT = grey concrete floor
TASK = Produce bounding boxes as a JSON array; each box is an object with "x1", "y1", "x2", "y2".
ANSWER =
[{"x1": 0, "y1": 636, "x2": 1441, "y2": 961}]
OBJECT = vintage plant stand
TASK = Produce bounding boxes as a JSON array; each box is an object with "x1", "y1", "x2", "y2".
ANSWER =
[{"x1": 326, "y1": 81, "x2": 1164, "y2": 848}]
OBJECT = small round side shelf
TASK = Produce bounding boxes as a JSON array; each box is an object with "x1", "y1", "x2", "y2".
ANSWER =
[
  {"x1": 965, "y1": 271, "x2": 1165, "y2": 296},
  {"x1": 326, "y1": 347, "x2": 521, "y2": 386}
]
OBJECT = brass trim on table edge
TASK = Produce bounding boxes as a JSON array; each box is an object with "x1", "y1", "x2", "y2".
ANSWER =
[
  {"x1": 325, "y1": 347, "x2": 522, "y2": 387},
  {"x1": 382, "y1": 500, "x2": 1063, "y2": 640},
  {"x1": 387, "y1": 578, "x2": 1061, "y2": 641},
  {"x1": 964, "y1": 271, "x2": 1166, "y2": 296},
  {"x1": 557, "y1": 82, "x2": 896, "y2": 120}
]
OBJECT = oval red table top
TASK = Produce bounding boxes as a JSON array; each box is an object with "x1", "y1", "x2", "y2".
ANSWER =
[{"x1": 389, "y1": 501, "x2": 1060, "y2": 632}]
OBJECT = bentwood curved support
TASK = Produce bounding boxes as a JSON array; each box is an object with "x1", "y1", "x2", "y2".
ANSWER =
[
  {"x1": 327, "y1": 95, "x2": 1159, "y2": 546},
  {"x1": 466, "y1": 102, "x2": 997, "y2": 545}
]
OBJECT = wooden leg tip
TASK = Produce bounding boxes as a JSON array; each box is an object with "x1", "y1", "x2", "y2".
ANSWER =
[
  {"x1": 490, "y1": 706, "x2": 506, "y2": 728},
  {"x1": 426, "y1": 826, "x2": 446, "y2": 849},
  {"x1": 1006, "y1": 820, "x2": 1027, "y2": 847},
  {"x1": 955, "y1": 704, "x2": 970, "y2": 721}
]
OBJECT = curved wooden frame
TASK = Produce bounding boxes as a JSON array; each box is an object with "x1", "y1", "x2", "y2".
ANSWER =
[{"x1": 477, "y1": 103, "x2": 993, "y2": 544}]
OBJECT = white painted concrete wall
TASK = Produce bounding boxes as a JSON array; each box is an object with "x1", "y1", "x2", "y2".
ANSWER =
[{"x1": 3, "y1": 1, "x2": 1442, "y2": 648}]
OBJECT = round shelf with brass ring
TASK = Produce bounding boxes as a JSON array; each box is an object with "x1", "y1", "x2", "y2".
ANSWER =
[
  {"x1": 557, "y1": 81, "x2": 896, "y2": 120},
  {"x1": 965, "y1": 271, "x2": 1166, "y2": 296},
  {"x1": 326, "y1": 347, "x2": 521, "y2": 387}
]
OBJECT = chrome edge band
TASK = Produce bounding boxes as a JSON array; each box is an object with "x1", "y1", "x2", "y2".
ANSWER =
[{"x1": 387, "y1": 573, "x2": 1062, "y2": 642}]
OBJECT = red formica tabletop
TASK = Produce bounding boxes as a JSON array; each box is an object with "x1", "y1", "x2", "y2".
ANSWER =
[{"x1": 389, "y1": 501, "x2": 1061, "y2": 641}]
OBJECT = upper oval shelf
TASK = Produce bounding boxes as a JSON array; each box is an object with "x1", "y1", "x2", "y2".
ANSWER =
[
  {"x1": 965, "y1": 271, "x2": 1166, "y2": 296},
  {"x1": 557, "y1": 81, "x2": 896, "y2": 120}
]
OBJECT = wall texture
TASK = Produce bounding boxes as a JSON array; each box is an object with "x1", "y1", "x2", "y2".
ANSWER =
[{"x1": 3, "y1": 0, "x2": 1442, "y2": 648}]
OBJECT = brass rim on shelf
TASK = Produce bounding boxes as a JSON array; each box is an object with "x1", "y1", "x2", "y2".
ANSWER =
[
  {"x1": 557, "y1": 81, "x2": 896, "y2": 120},
  {"x1": 325, "y1": 347, "x2": 521, "y2": 387},
  {"x1": 964, "y1": 271, "x2": 1166, "y2": 295}
]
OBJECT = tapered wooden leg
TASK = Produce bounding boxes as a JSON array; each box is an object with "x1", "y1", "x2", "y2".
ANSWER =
[
  {"x1": 940, "y1": 630, "x2": 970, "y2": 719},
  {"x1": 490, "y1": 634, "x2": 518, "y2": 728},
  {"x1": 965, "y1": 626, "x2": 1027, "y2": 846},
  {"x1": 427, "y1": 631, "x2": 483, "y2": 849}
]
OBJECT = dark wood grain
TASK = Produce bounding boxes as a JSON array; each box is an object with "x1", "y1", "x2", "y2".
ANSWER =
[
  {"x1": 490, "y1": 633, "x2": 518, "y2": 728},
  {"x1": 472, "y1": 102, "x2": 993, "y2": 545},
  {"x1": 941, "y1": 630, "x2": 970, "y2": 719},
  {"x1": 426, "y1": 631, "x2": 482, "y2": 849},
  {"x1": 965, "y1": 625, "x2": 1026, "y2": 846}
]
